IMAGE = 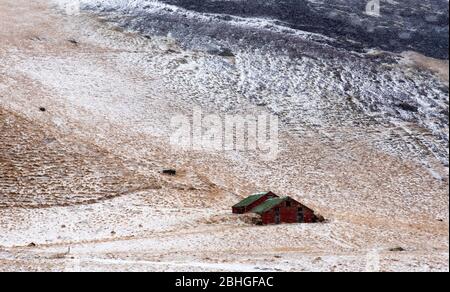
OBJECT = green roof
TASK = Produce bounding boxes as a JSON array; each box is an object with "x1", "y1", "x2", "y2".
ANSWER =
[
  {"x1": 233, "y1": 192, "x2": 271, "y2": 208},
  {"x1": 251, "y1": 197, "x2": 289, "y2": 214}
]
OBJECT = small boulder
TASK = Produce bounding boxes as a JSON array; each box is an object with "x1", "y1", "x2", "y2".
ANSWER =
[
  {"x1": 208, "y1": 47, "x2": 235, "y2": 57},
  {"x1": 397, "y1": 102, "x2": 418, "y2": 113},
  {"x1": 389, "y1": 246, "x2": 405, "y2": 252},
  {"x1": 218, "y1": 48, "x2": 235, "y2": 57},
  {"x1": 68, "y1": 39, "x2": 79, "y2": 45},
  {"x1": 162, "y1": 169, "x2": 177, "y2": 176}
]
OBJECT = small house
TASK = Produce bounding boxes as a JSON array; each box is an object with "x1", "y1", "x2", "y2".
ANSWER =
[
  {"x1": 251, "y1": 196, "x2": 318, "y2": 225},
  {"x1": 232, "y1": 191, "x2": 278, "y2": 214}
]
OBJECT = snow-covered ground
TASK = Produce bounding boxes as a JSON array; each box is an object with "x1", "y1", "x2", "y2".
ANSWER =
[
  {"x1": 0, "y1": 0, "x2": 448, "y2": 271},
  {"x1": 52, "y1": 0, "x2": 450, "y2": 169}
]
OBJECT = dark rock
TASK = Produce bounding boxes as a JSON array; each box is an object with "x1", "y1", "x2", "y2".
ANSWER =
[
  {"x1": 389, "y1": 246, "x2": 405, "y2": 252},
  {"x1": 397, "y1": 102, "x2": 418, "y2": 112},
  {"x1": 208, "y1": 47, "x2": 235, "y2": 57},
  {"x1": 39, "y1": 107, "x2": 46, "y2": 112},
  {"x1": 218, "y1": 48, "x2": 235, "y2": 57},
  {"x1": 162, "y1": 169, "x2": 177, "y2": 176}
]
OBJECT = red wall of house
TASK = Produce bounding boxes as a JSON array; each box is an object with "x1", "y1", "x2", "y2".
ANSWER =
[
  {"x1": 303, "y1": 209, "x2": 316, "y2": 223},
  {"x1": 261, "y1": 200, "x2": 316, "y2": 225}
]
